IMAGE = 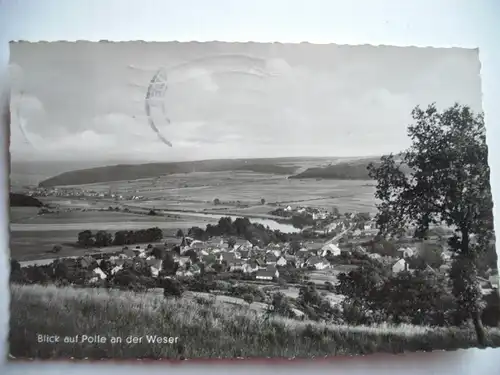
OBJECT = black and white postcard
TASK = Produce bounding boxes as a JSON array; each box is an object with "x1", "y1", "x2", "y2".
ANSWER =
[{"x1": 7, "y1": 41, "x2": 499, "y2": 360}]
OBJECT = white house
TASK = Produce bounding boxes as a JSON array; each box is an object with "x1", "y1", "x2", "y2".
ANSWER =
[
  {"x1": 176, "y1": 269, "x2": 194, "y2": 277},
  {"x1": 229, "y1": 260, "x2": 245, "y2": 272},
  {"x1": 276, "y1": 256, "x2": 288, "y2": 267},
  {"x1": 190, "y1": 240, "x2": 204, "y2": 248},
  {"x1": 242, "y1": 262, "x2": 259, "y2": 274},
  {"x1": 392, "y1": 258, "x2": 408, "y2": 273},
  {"x1": 110, "y1": 265, "x2": 123, "y2": 275},
  {"x1": 147, "y1": 258, "x2": 163, "y2": 277},
  {"x1": 271, "y1": 249, "x2": 282, "y2": 258},
  {"x1": 489, "y1": 274, "x2": 499, "y2": 289},
  {"x1": 352, "y1": 229, "x2": 362, "y2": 237},
  {"x1": 305, "y1": 256, "x2": 331, "y2": 270},
  {"x1": 93, "y1": 267, "x2": 107, "y2": 280},
  {"x1": 321, "y1": 243, "x2": 341, "y2": 257},
  {"x1": 177, "y1": 256, "x2": 191, "y2": 266}
]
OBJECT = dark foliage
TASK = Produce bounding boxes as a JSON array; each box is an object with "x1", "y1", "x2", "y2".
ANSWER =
[
  {"x1": 367, "y1": 103, "x2": 496, "y2": 345},
  {"x1": 163, "y1": 278, "x2": 184, "y2": 298},
  {"x1": 9, "y1": 193, "x2": 43, "y2": 207}
]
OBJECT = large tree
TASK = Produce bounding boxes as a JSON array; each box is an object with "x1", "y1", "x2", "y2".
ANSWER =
[{"x1": 367, "y1": 103, "x2": 495, "y2": 346}]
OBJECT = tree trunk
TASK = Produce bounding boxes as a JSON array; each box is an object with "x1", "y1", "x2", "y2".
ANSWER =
[{"x1": 472, "y1": 310, "x2": 487, "y2": 347}]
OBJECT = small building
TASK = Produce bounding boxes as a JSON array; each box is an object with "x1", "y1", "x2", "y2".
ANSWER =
[
  {"x1": 238, "y1": 249, "x2": 251, "y2": 259},
  {"x1": 332, "y1": 264, "x2": 359, "y2": 274},
  {"x1": 352, "y1": 229, "x2": 362, "y2": 237},
  {"x1": 305, "y1": 256, "x2": 331, "y2": 270},
  {"x1": 93, "y1": 267, "x2": 107, "y2": 280},
  {"x1": 242, "y1": 261, "x2": 259, "y2": 274},
  {"x1": 321, "y1": 243, "x2": 341, "y2": 257},
  {"x1": 218, "y1": 252, "x2": 237, "y2": 264},
  {"x1": 276, "y1": 256, "x2": 288, "y2": 267},
  {"x1": 229, "y1": 260, "x2": 245, "y2": 272},
  {"x1": 256, "y1": 268, "x2": 279, "y2": 281},
  {"x1": 265, "y1": 253, "x2": 278, "y2": 264},
  {"x1": 110, "y1": 264, "x2": 123, "y2": 275},
  {"x1": 147, "y1": 258, "x2": 163, "y2": 277},
  {"x1": 177, "y1": 256, "x2": 191, "y2": 266},
  {"x1": 190, "y1": 240, "x2": 205, "y2": 248},
  {"x1": 235, "y1": 239, "x2": 253, "y2": 248},
  {"x1": 392, "y1": 258, "x2": 408, "y2": 273},
  {"x1": 80, "y1": 256, "x2": 94, "y2": 269},
  {"x1": 490, "y1": 274, "x2": 499, "y2": 289},
  {"x1": 123, "y1": 249, "x2": 135, "y2": 258},
  {"x1": 189, "y1": 263, "x2": 202, "y2": 275},
  {"x1": 270, "y1": 249, "x2": 282, "y2": 258}
]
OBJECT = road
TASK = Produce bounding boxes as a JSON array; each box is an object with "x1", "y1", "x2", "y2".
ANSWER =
[{"x1": 323, "y1": 224, "x2": 355, "y2": 246}]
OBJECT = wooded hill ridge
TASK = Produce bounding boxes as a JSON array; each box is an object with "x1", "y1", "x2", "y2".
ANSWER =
[
  {"x1": 38, "y1": 158, "x2": 300, "y2": 187},
  {"x1": 37, "y1": 155, "x2": 407, "y2": 187},
  {"x1": 291, "y1": 155, "x2": 409, "y2": 180}
]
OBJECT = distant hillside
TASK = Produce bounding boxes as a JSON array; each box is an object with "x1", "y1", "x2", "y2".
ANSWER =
[
  {"x1": 234, "y1": 164, "x2": 296, "y2": 174},
  {"x1": 290, "y1": 156, "x2": 409, "y2": 180},
  {"x1": 38, "y1": 159, "x2": 299, "y2": 187},
  {"x1": 9, "y1": 193, "x2": 44, "y2": 207}
]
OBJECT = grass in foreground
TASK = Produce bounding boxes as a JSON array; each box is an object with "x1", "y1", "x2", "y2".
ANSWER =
[{"x1": 9, "y1": 284, "x2": 500, "y2": 359}]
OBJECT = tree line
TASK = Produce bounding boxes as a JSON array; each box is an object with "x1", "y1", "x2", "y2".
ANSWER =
[
  {"x1": 77, "y1": 227, "x2": 163, "y2": 248},
  {"x1": 185, "y1": 216, "x2": 318, "y2": 246}
]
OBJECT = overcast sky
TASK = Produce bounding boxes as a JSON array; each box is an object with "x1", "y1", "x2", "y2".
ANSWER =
[{"x1": 8, "y1": 41, "x2": 482, "y2": 162}]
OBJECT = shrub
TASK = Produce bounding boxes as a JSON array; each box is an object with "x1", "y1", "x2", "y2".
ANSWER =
[
  {"x1": 243, "y1": 294, "x2": 254, "y2": 305},
  {"x1": 163, "y1": 278, "x2": 184, "y2": 298}
]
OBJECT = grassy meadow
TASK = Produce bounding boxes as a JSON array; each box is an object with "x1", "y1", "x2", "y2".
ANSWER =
[{"x1": 10, "y1": 284, "x2": 500, "y2": 359}]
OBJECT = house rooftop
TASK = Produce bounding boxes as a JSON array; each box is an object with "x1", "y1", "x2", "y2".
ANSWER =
[
  {"x1": 256, "y1": 269, "x2": 276, "y2": 277},
  {"x1": 306, "y1": 256, "x2": 326, "y2": 265},
  {"x1": 220, "y1": 252, "x2": 236, "y2": 261},
  {"x1": 332, "y1": 264, "x2": 358, "y2": 272}
]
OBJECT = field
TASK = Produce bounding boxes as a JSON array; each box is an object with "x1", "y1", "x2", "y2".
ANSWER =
[
  {"x1": 10, "y1": 208, "x2": 211, "y2": 226},
  {"x1": 9, "y1": 208, "x2": 211, "y2": 261},
  {"x1": 72, "y1": 171, "x2": 378, "y2": 214},
  {"x1": 10, "y1": 284, "x2": 500, "y2": 359},
  {"x1": 9, "y1": 207, "x2": 40, "y2": 222}
]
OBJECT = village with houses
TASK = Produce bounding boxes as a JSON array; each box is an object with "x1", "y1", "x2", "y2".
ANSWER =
[{"x1": 11, "y1": 202, "x2": 500, "y2": 325}]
